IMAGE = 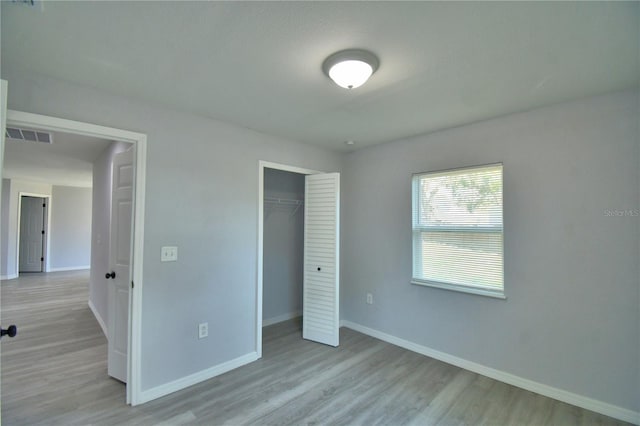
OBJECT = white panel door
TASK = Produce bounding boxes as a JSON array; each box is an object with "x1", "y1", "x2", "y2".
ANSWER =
[
  {"x1": 19, "y1": 197, "x2": 45, "y2": 273},
  {"x1": 1, "y1": 79, "x2": 7, "y2": 421},
  {"x1": 303, "y1": 173, "x2": 340, "y2": 347},
  {"x1": 108, "y1": 148, "x2": 134, "y2": 383}
]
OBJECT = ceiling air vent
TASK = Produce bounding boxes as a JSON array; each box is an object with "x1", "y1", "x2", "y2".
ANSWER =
[{"x1": 5, "y1": 127, "x2": 53, "y2": 144}]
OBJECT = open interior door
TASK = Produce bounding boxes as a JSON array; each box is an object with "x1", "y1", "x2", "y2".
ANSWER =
[
  {"x1": 303, "y1": 173, "x2": 340, "y2": 347},
  {"x1": 0, "y1": 78, "x2": 8, "y2": 422},
  {"x1": 19, "y1": 197, "x2": 46, "y2": 273},
  {"x1": 107, "y1": 147, "x2": 134, "y2": 382}
]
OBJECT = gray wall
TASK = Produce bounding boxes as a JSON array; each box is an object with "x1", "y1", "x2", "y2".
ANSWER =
[
  {"x1": 341, "y1": 90, "x2": 639, "y2": 412},
  {"x1": 2, "y1": 68, "x2": 343, "y2": 391},
  {"x1": 50, "y1": 185, "x2": 92, "y2": 270},
  {"x1": 263, "y1": 168, "x2": 305, "y2": 323},
  {"x1": 1, "y1": 179, "x2": 52, "y2": 278},
  {"x1": 4, "y1": 67, "x2": 636, "y2": 413},
  {"x1": 2, "y1": 180, "x2": 91, "y2": 276},
  {"x1": 89, "y1": 141, "x2": 132, "y2": 333}
]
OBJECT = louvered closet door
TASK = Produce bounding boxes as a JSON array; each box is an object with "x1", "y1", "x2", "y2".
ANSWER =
[{"x1": 303, "y1": 173, "x2": 340, "y2": 347}]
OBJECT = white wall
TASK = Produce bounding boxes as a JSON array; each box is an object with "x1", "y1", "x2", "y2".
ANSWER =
[
  {"x1": 1, "y1": 178, "x2": 52, "y2": 279},
  {"x1": 263, "y1": 168, "x2": 305, "y2": 324},
  {"x1": 50, "y1": 185, "x2": 92, "y2": 271},
  {"x1": 89, "y1": 141, "x2": 131, "y2": 335},
  {"x1": 341, "y1": 91, "x2": 639, "y2": 413},
  {"x1": 1, "y1": 179, "x2": 11, "y2": 278},
  {"x1": 1, "y1": 69, "x2": 343, "y2": 393}
]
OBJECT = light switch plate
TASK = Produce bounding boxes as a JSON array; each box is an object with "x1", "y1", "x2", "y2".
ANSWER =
[{"x1": 161, "y1": 246, "x2": 178, "y2": 262}]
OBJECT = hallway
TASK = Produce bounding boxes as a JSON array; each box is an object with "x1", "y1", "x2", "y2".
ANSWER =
[{"x1": 1, "y1": 271, "x2": 124, "y2": 424}]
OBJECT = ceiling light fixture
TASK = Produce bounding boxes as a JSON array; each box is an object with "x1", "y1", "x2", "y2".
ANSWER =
[{"x1": 322, "y1": 49, "x2": 379, "y2": 89}]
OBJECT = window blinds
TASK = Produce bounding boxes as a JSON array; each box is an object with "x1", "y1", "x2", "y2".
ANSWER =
[{"x1": 412, "y1": 163, "x2": 504, "y2": 298}]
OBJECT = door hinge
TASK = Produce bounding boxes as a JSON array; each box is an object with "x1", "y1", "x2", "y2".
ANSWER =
[
  {"x1": 43, "y1": 203, "x2": 46, "y2": 208},
  {"x1": 40, "y1": 257, "x2": 44, "y2": 262},
  {"x1": 41, "y1": 230, "x2": 45, "y2": 235},
  {"x1": 131, "y1": 281, "x2": 134, "y2": 289}
]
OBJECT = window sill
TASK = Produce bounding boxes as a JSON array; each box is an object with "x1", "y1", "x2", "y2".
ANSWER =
[{"x1": 411, "y1": 279, "x2": 506, "y2": 299}]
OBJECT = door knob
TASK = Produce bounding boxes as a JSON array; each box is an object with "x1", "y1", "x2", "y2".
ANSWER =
[
  {"x1": 0, "y1": 325, "x2": 17, "y2": 339},
  {"x1": 105, "y1": 271, "x2": 116, "y2": 279},
  {"x1": 317, "y1": 267, "x2": 321, "y2": 271}
]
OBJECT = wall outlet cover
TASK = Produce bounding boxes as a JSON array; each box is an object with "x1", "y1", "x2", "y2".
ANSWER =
[{"x1": 198, "y1": 322, "x2": 208, "y2": 339}]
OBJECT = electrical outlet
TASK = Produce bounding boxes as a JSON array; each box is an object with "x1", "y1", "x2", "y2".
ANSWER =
[
  {"x1": 198, "y1": 322, "x2": 208, "y2": 339},
  {"x1": 366, "y1": 293, "x2": 373, "y2": 305},
  {"x1": 161, "y1": 246, "x2": 178, "y2": 262}
]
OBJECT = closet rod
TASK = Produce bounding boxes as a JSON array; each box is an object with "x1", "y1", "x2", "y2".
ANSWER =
[{"x1": 264, "y1": 196, "x2": 304, "y2": 205}]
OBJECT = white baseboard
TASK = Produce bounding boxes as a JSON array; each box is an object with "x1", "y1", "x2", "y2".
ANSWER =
[
  {"x1": 1, "y1": 274, "x2": 18, "y2": 280},
  {"x1": 340, "y1": 320, "x2": 639, "y2": 425},
  {"x1": 88, "y1": 300, "x2": 108, "y2": 338},
  {"x1": 49, "y1": 266, "x2": 90, "y2": 272},
  {"x1": 138, "y1": 351, "x2": 259, "y2": 404},
  {"x1": 263, "y1": 310, "x2": 301, "y2": 327},
  {"x1": 2, "y1": 268, "x2": 89, "y2": 279}
]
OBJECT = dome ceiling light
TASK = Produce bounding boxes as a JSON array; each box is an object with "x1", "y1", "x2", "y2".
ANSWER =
[{"x1": 322, "y1": 49, "x2": 379, "y2": 89}]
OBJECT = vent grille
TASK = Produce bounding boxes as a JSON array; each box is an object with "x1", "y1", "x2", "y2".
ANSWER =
[{"x1": 5, "y1": 127, "x2": 53, "y2": 144}]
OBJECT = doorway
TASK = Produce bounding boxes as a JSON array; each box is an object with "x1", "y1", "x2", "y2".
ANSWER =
[
  {"x1": 3, "y1": 109, "x2": 147, "y2": 405},
  {"x1": 262, "y1": 168, "x2": 305, "y2": 327},
  {"x1": 256, "y1": 161, "x2": 341, "y2": 357},
  {"x1": 18, "y1": 195, "x2": 48, "y2": 273}
]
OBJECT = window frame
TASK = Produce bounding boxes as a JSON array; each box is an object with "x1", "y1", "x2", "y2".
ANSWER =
[{"x1": 411, "y1": 163, "x2": 505, "y2": 299}]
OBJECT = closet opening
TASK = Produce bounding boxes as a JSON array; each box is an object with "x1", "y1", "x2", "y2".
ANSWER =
[
  {"x1": 257, "y1": 161, "x2": 341, "y2": 356},
  {"x1": 262, "y1": 168, "x2": 306, "y2": 328}
]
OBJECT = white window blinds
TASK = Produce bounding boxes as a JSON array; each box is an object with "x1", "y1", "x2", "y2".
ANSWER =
[{"x1": 411, "y1": 163, "x2": 504, "y2": 298}]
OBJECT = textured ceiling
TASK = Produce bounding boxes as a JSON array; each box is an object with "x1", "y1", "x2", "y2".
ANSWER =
[
  {"x1": 3, "y1": 131, "x2": 112, "y2": 187},
  {"x1": 1, "y1": 1, "x2": 638, "y2": 151}
]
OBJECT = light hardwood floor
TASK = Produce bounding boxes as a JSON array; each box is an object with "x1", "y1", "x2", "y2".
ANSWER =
[{"x1": 1, "y1": 271, "x2": 629, "y2": 425}]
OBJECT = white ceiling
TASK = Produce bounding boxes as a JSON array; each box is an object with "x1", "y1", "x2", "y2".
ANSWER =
[
  {"x1": 3, "y1": 130, "x2": 112, "y2": 187},
  {"x1": 1, "y1": 1, "x2": 638, "y2": 152}
]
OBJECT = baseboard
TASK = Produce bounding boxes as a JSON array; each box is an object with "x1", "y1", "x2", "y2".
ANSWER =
[
  {"x1": 0, "y1": 274, "x2": 18, "y2": 280},
  {"x1": 49, "y1": 266, "x2": 90, "y2": 272},
  {"x1": 340, "y1": 320, "x2": 639, "y2": 425},
  {"x1": 2, "y1": 269, "x2": 88, "y2": 279},
  {"x1": 138, "y1": 351, "x2": 259, "y2": 404},
  {"x1": 263, "y1": 310, "x2": 301, "y2": 327},
  {"x1": 88, "y1": 300, "x2": 108, "y2": 338}
]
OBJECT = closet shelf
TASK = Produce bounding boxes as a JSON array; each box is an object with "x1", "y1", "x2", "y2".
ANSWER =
[
  {"x1": 264, "y1": 196, "x2": 304, "y2": 206},
  {"x1": 264, "y1": 196, "x2": 304, "y2": 218}
]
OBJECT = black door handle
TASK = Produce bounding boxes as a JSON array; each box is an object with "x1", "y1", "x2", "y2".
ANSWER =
[
  {"x1": 317, "y1": 267, "x2": 321, "y2": 271},
  {"x1": 105, "y1": 271, "x2": 116, "y2": 279},
  {"x1": 0, "y1": 325, "x2": 17, "y2": 339}
]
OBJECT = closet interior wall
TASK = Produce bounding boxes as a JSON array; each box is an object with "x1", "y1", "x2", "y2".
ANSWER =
[{"x1": 263, "y1": 168, "x2": 305, "y2": 325}]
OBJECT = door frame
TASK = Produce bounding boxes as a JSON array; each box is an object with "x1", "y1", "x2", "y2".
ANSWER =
[
  {"x1": 256, "y1": 160, "x2": 321, "y2": 358},
  {"x1": 5, "y1": 110, "x2": 147, "y2": 406},
  {"x1": 17, "y1": 193, "x2": 51, "y2": 273}
]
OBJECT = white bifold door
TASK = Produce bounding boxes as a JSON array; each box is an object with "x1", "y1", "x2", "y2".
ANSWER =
[{"x1": 303, "y1": 173, "x2": 340, "y2": 347}]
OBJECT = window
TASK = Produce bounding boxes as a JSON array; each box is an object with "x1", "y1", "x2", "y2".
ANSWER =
[{"x1": 412, "y1": 163, "x2": 504, "y2": 298}]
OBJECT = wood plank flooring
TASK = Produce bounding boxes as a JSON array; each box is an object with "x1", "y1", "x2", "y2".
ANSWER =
[{"x1": 1, "y1": 271, "x2": 630, "y2": 425}]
